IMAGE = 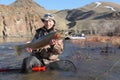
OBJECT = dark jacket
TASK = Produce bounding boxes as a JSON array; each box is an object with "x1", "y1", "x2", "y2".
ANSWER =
[{"x1": 32, "y1": 26, "x2": 55, "y2": 40}]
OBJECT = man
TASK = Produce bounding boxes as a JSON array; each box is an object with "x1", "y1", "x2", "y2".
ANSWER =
[{"x1": 21, "y1": 13, "x2": 63, "y2": 73}]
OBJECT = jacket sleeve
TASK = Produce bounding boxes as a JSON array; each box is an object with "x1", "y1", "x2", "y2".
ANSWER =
[
  {"x1": 31, "y1": 32, "x2": 38, "y2": 42},
  {"x1": 31, "y1": 29, "x2": 43, "y2": 42},
  {"x1": 51, "y1": 39, "x2": 64, "y2": 54}
]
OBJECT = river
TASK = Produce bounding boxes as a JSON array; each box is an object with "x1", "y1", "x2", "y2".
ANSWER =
[{"x1": 0, "y1": 38, "x2": 120, "y2": 80}]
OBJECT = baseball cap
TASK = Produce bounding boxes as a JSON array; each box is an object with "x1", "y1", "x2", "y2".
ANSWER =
[{"x1": 41, "y1": 13, "x2": 56, "y2": 24}]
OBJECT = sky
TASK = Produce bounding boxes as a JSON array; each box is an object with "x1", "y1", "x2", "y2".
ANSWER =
[{"x1": 0, "y1": 0, "x2": 120, "y2": 10}]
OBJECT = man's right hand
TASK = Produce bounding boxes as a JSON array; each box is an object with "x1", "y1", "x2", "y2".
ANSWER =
[{"x1": 25, "y1": 47, "x2": 32, "y2": 53}]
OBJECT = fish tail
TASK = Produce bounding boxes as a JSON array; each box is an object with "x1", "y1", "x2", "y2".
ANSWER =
[{"x1": 14, "y1": 45, "x2": 22, "y2": 55}]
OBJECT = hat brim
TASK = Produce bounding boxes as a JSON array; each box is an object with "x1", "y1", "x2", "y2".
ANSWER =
[
  {"x1": 41, "y1": 19, "x2": 45, "y2": 22},
  {"x1": 41, "y1": 19, "x2": 56, "y2": 24}
]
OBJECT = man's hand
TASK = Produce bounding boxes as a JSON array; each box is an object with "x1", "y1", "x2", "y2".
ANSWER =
[
  {"x1": 50, "y1": 39, "x2": 57, "y2": 45},
  {"x1": 25, "y1": 47, "x2": 32, "y2": 53},
  {"x1": 25, "y1": 41, "x2": 32, "y2": 53}
]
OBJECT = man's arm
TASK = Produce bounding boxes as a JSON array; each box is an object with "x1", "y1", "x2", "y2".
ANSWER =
[{"x1": 50, "y1": 39, "x2": 63, "y2": 54}]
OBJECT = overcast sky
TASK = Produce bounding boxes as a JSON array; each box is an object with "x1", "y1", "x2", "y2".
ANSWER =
[{"x1": 0, "y1": 0, "x2": 120, "y2": 10}]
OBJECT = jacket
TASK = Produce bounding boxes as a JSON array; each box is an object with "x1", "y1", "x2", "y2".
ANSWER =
[{"x1": 32, "y1": 26, "x2": 63, "y2": 60}]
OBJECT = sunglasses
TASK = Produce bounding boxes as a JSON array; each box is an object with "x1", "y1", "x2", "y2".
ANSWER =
[{"x1": 44, "y1": 14, "x2": 53, "y2": 17}]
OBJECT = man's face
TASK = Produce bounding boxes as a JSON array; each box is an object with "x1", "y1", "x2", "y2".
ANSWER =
[{"x1": 44, "y1": 19, "x2": 55, "y2": 29}]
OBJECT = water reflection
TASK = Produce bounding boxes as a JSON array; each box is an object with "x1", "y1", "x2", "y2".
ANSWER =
[
  {"x1": 0, "y1": 39, "x2": 120, "y2": 80},
  {"x1": 0, "y1": 37, "x2": 32, "y2": 43},
  {"x1": 22, "y1": 70, "x2": 77, "y2": 80}
]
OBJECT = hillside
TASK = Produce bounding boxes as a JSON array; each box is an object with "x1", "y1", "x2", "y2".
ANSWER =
[
  {"x1": 0, "y1": 0, "x2": 67, "y2": 39},
  {"x1": 0, "y1": 1, "x2": 120, "y2": 39},
  {"x1": 80, "y1": 2, "x2": 120, "y2": 12},
  {"x1": 55, "y1": 2, "x2": 120, "y2": 36}
]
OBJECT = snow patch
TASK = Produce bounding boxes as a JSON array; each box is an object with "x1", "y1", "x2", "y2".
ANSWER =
[
  {"x1": 94, "y1": 2, "x2": 102, "y2": 9},
  {"x1": 104, "y1": 6, "x2": 116, "y2": 11}
]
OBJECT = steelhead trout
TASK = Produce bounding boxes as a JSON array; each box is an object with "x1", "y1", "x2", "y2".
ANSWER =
[{"x1": 15, "y1": 32, "x2": 61, "y2": 55}]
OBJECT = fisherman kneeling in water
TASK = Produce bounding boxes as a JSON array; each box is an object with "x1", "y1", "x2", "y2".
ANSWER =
[{"x1": 21, "y1": 13, "x2": 63, "y2": 73}]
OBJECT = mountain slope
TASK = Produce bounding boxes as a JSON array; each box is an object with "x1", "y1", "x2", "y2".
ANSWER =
[
  {"x1": 55, "y1": 2, "x2": 120, "y2": 36},
  {"x1": 0, "y1": 1, "x2": 120, "y2": 38},
  {"x1": 79, "y1": 2, "x2": 120, "y2": 12},
  {"x1": 9, "y1": 0, "x2": 47, "y2": 15},
  {"x1": 0, "y1": 0, "x2": 68, "y2": 38},
  {"x1": 63, "y1": 2, "x2": 120, "y2": 21}
]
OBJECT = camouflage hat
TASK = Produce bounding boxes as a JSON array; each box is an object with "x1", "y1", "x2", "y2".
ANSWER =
[{"x1": 41, "y1": 13, "x2": 56, "y2": 24}]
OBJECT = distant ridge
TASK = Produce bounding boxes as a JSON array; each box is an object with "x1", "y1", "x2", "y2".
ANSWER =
[{"x1": 0, "y1": 1, "x2": 120, "y2": 39}]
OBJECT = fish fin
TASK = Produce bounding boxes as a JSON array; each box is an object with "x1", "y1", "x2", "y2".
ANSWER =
[{"x1": 14, "y1": 45, "x2": 22, "y2": 55}]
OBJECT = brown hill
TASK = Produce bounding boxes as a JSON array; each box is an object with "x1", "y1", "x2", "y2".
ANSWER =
[
  {"x1": 0, "y1": 0, "x2": 67, "y2": 39},
  {"x1": 0, "y1": 0, "x2": 46, "y2": 38},
  {"x1": 55, "y1": 2, "x2": 120, "y2": 36},
  {"x1": 0, "y1": 1, "x2": 120, "y2": 39},
  {"x1": 65, "y1": 2, "x2": 120, "y2": 21},
  {"x1": 9, "y1": 0, "x2": 47, "y2": 15},
  {"x1": 79, "y1": 2, "x2": 120, "y2": 13}
]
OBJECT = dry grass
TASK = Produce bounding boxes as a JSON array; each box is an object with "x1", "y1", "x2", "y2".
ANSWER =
[
  {"x1": 111, "y1": 37, "x2": 120, "y2": 47},
  {"x1": 71, "y1": 36, "x2": 120, "y2": 48}
]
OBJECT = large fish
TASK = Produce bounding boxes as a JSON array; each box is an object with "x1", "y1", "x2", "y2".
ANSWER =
[{"x1": 14, "y1": 31, "x2": 61, "y2": 55}]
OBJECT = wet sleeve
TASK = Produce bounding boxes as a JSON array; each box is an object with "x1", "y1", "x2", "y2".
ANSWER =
[
  {"x1": 31, "y1": 32, "x2": 39, "y2": 42},
  {"x1": 51, "y1": 39, "x2": 64, "y2": 54}
]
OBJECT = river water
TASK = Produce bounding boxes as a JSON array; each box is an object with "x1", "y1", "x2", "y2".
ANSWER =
[{"x1": 0, "y1": 38, "x2": 120, "y2": 80}]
